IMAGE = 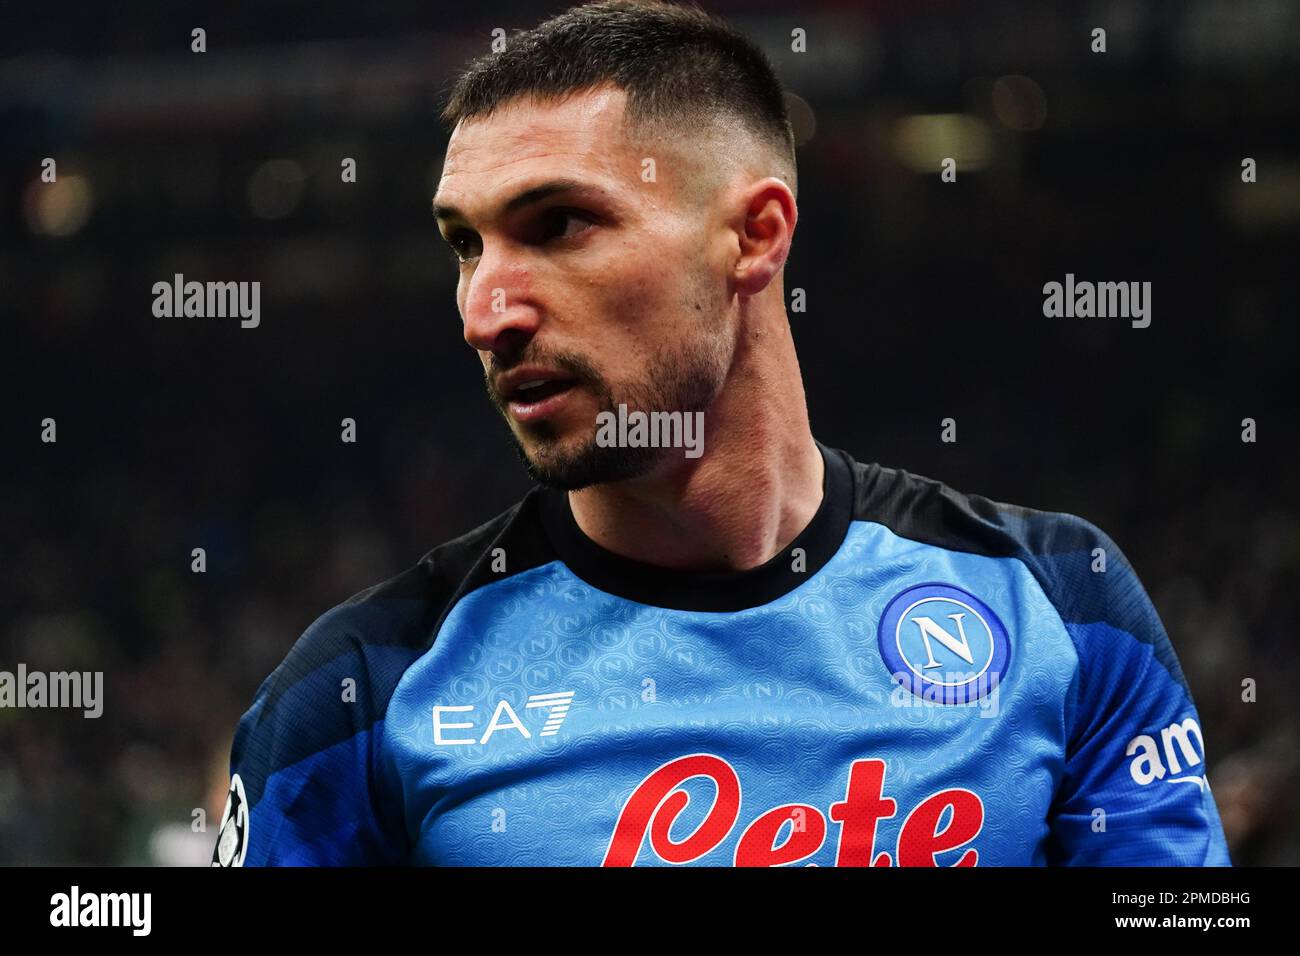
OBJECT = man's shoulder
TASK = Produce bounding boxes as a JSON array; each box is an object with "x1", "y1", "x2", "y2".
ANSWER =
[
  {"x1": 344, "y1": 492, "x2": 542, "y2": 621},
  {"x1": 843, "y1": 451, "x2": 1114, "y2": 565},
  {"x1": 841, "y1": 447, "x2": 1188, "y2": 669},
  {"x1": 257, "y1": 491, "x2": 550, "y2": 705}
]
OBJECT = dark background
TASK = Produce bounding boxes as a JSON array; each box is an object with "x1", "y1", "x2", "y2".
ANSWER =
[{"x1": 1, "y1": 0, "x2": 1297, "y2": 864}]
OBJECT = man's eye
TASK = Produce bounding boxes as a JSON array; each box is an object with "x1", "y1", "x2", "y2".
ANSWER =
[
  {"x1": 445, "y1": 233, "x2": 478, "y2": 265},
  {"x1": 543, "y1": 208, "x2": 594, "y2": 242}
]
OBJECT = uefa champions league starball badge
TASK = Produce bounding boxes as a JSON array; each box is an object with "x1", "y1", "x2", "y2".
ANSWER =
[{"x1": 212, "y1": 773, "x2": 249, "y2": 867}]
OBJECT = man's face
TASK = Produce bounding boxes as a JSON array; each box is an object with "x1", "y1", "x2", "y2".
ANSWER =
[{"x1": 433, "y1": 86, "x2": 735, "y2": 489}]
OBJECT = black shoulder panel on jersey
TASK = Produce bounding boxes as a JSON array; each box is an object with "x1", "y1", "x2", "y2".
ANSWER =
[
  {"x1": 847, "y1": 453, "x2": 1190, "y2": 696},
  {"x1": 236, "y1": 489, "x2": 558, "y2": 789},
  {"x1": 851, "y1": 457, "x2": 1084, "y2": 559}
]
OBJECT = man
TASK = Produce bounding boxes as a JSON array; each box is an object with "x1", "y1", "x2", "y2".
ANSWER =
[{"x1": 214, "y1": 0, "x2": 1230, "y2": 866}]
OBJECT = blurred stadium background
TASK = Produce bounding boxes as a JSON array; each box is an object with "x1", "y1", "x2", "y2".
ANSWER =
[{"x1": 1, "y1": 0, "x2": 1297, "y2": 864}]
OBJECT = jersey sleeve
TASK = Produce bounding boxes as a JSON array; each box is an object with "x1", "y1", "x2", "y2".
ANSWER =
[
  {"x1": 211, "y1": 604, "x2": 413, "y2": 866},
  {"x1": 1039, "y1": 517, "x2": 1231, "y2": 865}
]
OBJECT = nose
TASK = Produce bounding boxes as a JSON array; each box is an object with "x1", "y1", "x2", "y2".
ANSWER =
[{"x1": 460, "y1": 245, "x2": 541, "y2": 357}]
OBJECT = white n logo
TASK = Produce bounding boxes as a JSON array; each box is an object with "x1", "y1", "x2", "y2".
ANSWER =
[{"x1": 911, "y1": 614, "x2": 975, "y2": 669}]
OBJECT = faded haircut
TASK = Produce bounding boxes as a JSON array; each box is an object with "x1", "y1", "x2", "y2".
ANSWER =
[{"x1": 440, "y1": 0, "x2": 797, "y2": 198}]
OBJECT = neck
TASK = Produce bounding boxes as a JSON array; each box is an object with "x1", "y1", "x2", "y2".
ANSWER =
[{"x1": 567, "y1": 307, "x2": 822, "y2": 571}]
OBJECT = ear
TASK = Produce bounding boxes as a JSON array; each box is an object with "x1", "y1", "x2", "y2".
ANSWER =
[{"x1": 732, "y1": 177, "x2": 797, "y2": 297}]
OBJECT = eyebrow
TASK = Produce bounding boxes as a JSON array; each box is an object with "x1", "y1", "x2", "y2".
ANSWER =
[{"x1": 432, "y1": 178, "x2": 606, "y2": 226}]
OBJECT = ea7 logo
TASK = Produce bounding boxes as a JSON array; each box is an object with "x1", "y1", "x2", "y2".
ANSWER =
[
  {"x1": 433, "y1": 691, "x2": 575, "y2": 745},
  {"x1": 1126, "y1": 717, "x2": 1206, "y2": 789}
]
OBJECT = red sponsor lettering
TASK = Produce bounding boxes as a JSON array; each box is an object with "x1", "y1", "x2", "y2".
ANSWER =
[{"x1": 604, "y1": 754, "x2": 983, "y2": 867}]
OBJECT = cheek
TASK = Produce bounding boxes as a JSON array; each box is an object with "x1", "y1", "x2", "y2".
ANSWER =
[
  {"x1": 562, "y1": 235, "x2": 700, "y2": 345},
  {"x1": 611, "y1": 263, "x2": 684, "y2": 325}
]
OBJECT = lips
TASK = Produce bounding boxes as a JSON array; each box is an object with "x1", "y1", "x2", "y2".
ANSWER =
[
  {"x1": 509, "y1": 378, "x2": 572, "y2": 403},
  {"x1": 497, "y1": 370, "x2": 579, "y2": 423}
]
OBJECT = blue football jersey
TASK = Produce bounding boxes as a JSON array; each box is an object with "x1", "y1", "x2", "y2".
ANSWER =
[{"x1": 212, "y1": 443, "x2": 1231, "y2": 866}]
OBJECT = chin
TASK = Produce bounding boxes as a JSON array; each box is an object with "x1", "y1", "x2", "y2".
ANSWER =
[{"x1": 514, "y1": 431, "x2": 664, "y2": 491}]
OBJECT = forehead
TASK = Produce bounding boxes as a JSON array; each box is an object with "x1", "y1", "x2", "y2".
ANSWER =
[{"x1": 437, "y1": 86, "x2": 637, "y2": 205}]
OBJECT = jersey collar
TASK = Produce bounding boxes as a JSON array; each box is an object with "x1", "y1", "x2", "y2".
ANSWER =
[{"x1": 537, "y1": 440, "x2": 854, "y2": 612}]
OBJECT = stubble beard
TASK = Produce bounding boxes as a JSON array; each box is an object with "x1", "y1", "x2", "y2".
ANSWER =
[{"x1": 490, "y1": 332, "x2": 730, "y2": 492}]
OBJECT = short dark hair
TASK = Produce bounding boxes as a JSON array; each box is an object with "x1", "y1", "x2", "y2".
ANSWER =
[{"x1": 440, "y1": 0, "x2": 796, "y2": 195}]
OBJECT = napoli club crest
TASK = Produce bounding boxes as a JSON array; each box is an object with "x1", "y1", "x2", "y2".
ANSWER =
[{"x1": 877, "y1": 583, "x2": 1011, "y2": 704}]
